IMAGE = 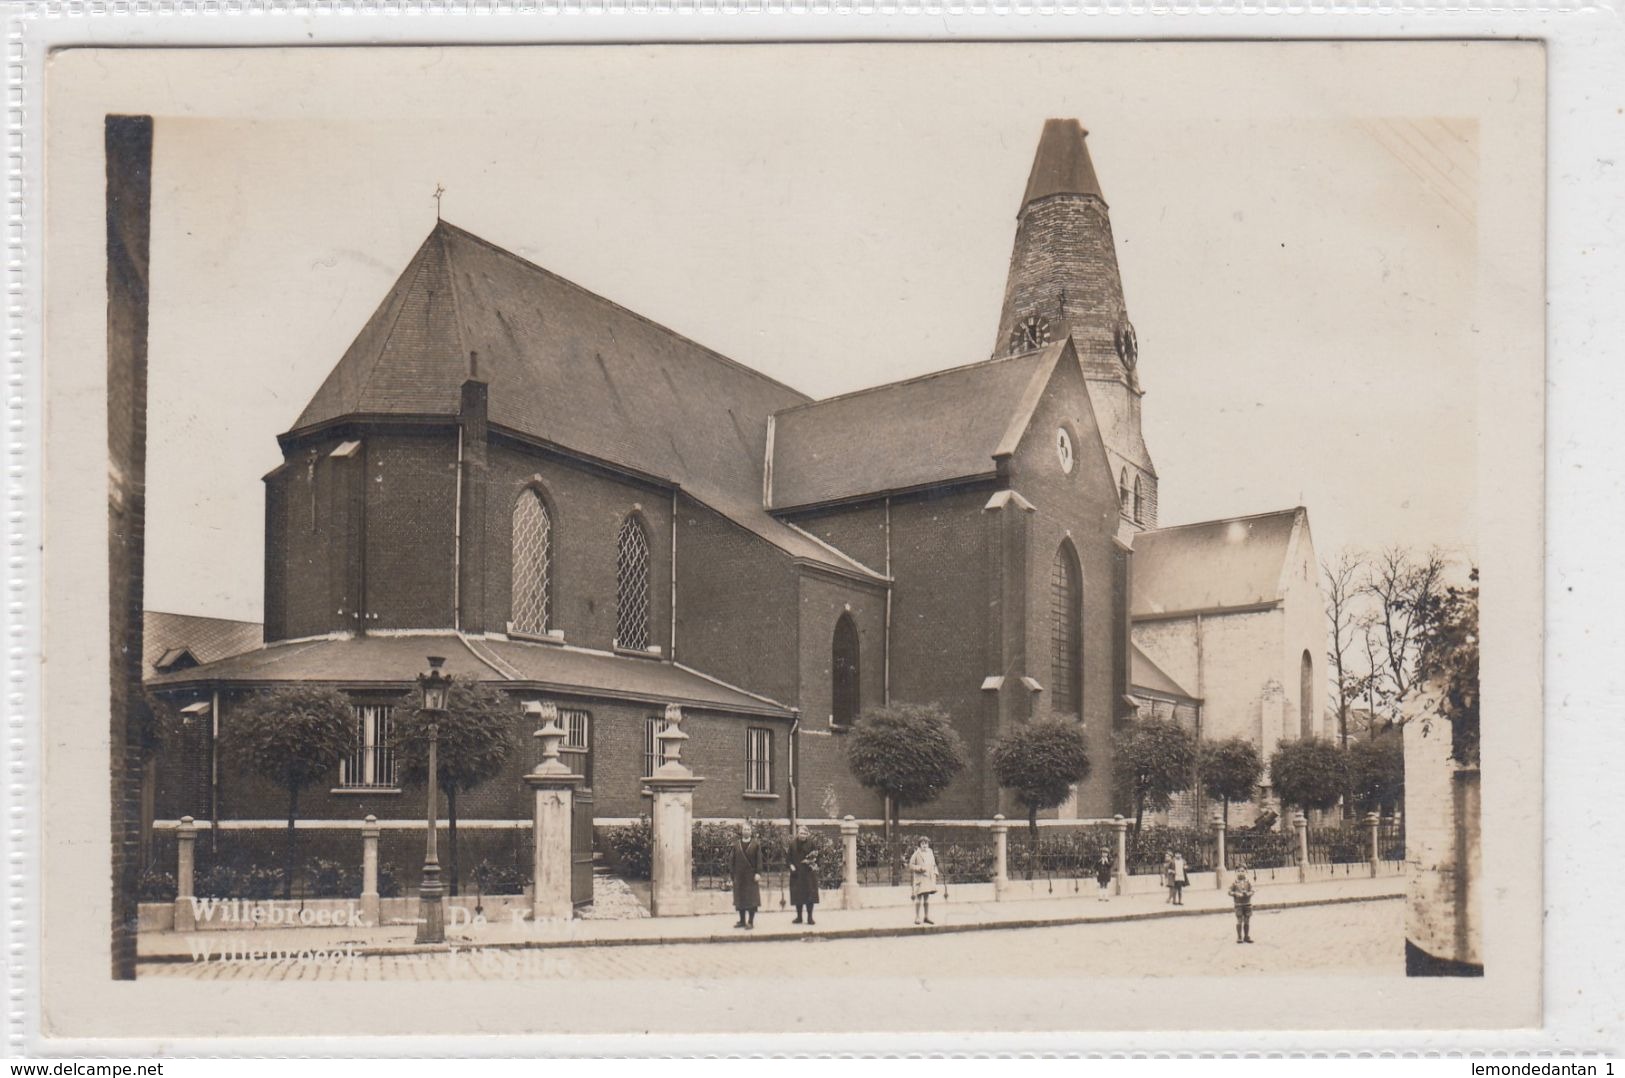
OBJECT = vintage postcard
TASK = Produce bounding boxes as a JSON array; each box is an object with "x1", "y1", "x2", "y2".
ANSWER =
[{"x1": 35, "y1": 40, "x2": 1542, "y2": 1045}]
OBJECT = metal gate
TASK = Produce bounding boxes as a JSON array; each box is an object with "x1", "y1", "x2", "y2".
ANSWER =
[{"x1": 571, "y1": 787, "x2": 594, "y2": 908}]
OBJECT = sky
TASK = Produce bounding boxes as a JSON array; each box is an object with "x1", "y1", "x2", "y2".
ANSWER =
[{"x1": 58, "y1": 43, "x2": 1503, "y2": 622}]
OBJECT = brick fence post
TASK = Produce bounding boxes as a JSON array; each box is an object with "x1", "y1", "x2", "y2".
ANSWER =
[
  {"x1": 1212, "y1": 811, "x2": 1228, "y2": 890},
  {"x1": 1366, "y1": 810, "x2": 1381, "y2": 878},
  {"x1": 174, "y1": 816, "x2": 197, "y2": 932},
  {"x1": 1113, "y1": 814, "x2": 1129, "y2": 895},
  {"x1": 361, "y1": 814, "x2": 381, "y2": 927},
  {"x1": 840, "y1": 815, "x2": 860, "y2": 910},
  {"x1": 991, "y1": 814, "x2": 1009, "y2": 901},
  {"x1": 1293, "y1": 810, "x2": 1309, "y2": 883}
]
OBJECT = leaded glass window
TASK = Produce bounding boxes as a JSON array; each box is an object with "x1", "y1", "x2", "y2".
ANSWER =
[
  {"x1": 1050, "y1": 545, "x2": 1082, "y2": 716},
  {"x1": 511, "y1": 489, "x2": 553, "y2": 635},
  {"x1": 616, "y1": 516, "x2": 652, "y2": 650}
]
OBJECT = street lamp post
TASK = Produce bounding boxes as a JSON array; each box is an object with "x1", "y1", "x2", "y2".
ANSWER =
[{"x1": 416, "y1": 656, "x2": 453, "y2": 945}]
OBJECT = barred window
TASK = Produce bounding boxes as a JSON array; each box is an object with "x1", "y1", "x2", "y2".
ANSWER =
[
  {"x1": 832, "y1": 614, "x2": 860, "y2": 727},
  {"x1": 511, "y1": 488, "x2": 553, "y2": 635},
  {"x1": 1050, "y1": 544, "x2": 1082, "y2": 717},
  {"x1": 340, "y1": 704, "x2": 396, "y2": 789},
  {"x1": 745, "y1": 728, "x2": 773, "y2": 794},
  {"x1": 616, "y1": 515, "x2": 652, "y2": 651},
  {"x1": 562, "y1": 708, "x2": 591, "y2": 785},
  {"x1": 643, "y1": 714, "x2": 665, "y2": 777}
]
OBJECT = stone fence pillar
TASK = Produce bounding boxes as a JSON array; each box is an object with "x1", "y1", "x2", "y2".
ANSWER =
[
  {"x1": 360, "y1": 814, "x2": 381, "y2": 926},
  {"x1": 1366, "y1": 810, "x2": 1382, "y2": 878},
  {"x1": 645, "y1": 704, "x2": 703, "y2": 917},
  {"x1": 1112, "y1": 814, "x2": 1129, "y2": 895},
  {"x1": 1293, "y1": 810, "x2": 1309, "y2": 883},
  {"x1": 1212, "y1": 811, "x2": 1228, "y2": 889},
  {"x1": 525, "y1": 705, "x2": 583, "y2": 922},
  {"x1": 174, "y1": 816, "x2": 197, "y2": 932},
  {"x1": 991, "y1": 814, "x2": 1010, "y2": 901},
  {"x1": 840, "y1": 815, "x2": 860, "y2": 909}
]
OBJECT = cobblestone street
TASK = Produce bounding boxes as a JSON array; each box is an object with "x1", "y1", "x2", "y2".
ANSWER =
[{"x1": 138, "y1": 896, "x2": 1403, "y2": 981}]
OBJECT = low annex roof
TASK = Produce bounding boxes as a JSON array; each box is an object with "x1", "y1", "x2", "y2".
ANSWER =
[
  {"x1": 1131, "y1": 644, "x2": 1197, "y2": 701},
  {"x1": 1130, "y1": 508, "x2": 1305, "y2": 617},
  {"x1": 768, "y1": 341, "x2": 1069, "y2": 511},
  {"x1": 143, "y1": 632, "x2": 795, "y2": 718},
  {"x1": 288, "y1": 222, "x2": 880, "y2": 582},
  {"x1": 142, "y1": 611, "x2": 264, "y2": 679}
]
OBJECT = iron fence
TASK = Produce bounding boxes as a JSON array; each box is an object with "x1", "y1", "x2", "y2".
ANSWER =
[{"x1": 1223, "y1": 829, "x2": 1295, "y2": 881}]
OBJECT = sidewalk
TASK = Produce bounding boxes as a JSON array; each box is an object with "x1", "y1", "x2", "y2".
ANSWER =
[{"x1": 138, "y1": 872, "x2": 1404, "y2": 962}]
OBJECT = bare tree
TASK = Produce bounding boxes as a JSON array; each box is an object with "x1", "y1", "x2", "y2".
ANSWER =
[
  {"x1": 1363, "y1": 545, "x2": 1450, "y2": 725},
  {"x1": 1323, "y1": 549, "x2": 1370, "y2": 750}
]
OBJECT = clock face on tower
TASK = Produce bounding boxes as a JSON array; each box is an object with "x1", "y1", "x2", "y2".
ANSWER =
[{"x1": 1012, "y1": 313, "x2": 1052, "y2": 352}]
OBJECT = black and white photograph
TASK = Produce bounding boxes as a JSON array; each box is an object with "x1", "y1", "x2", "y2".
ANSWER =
[{"x1": 33, "y1": 39, "x2": 1545, "y2": 1043}]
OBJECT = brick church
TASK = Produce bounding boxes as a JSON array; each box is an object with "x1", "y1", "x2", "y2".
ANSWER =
[{"x1": 145, "y1": 119, "x2": 1326, "y2": 839}]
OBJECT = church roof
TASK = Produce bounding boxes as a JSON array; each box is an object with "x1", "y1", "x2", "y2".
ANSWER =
[
  {"x1": 142, "y1": 611, "x2": 264, "y2": 679},
  {"x1": 1131, "y1": 508, "x2": 1305, "y2": 617},
  {"x1": 1131, "y1": 643, "x2": 1197, "y2": 701},
  {"x1": 768, "y1": 341, "x2": 1069, "y2": 511},
  {"x1": 1022, "y1": 119, "x2": 1105, "y2": 207},
  {"x1": 144, "y1": 632, "x2": 795, "y2": 718},
  {"x1": 290, "y1": 222, "x2": 881, "y2": 582}
]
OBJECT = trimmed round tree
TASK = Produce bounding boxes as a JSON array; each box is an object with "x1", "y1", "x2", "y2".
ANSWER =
[
  {"x1": 1199, "y1": 737, "x2": 1263, "y2": 826},
  {"x1": 990, "y1": 720, "x2": 1091, "y2": 879},
  {"x1": 1268, "y1": 736, "x2": 1349, "y2": 815},
  {"x1": 1346, "y1": 730, "x2": 1405, "y2": 816},
  {"x1": 220, "y1": 685, "x2": 355, "y2": 899},
  {"x1": 844, "y1": 702, "x2": 968, "y2": 850},
  {"x1": 1112, "y1": 716, "x2": 1196, "y2": 834},
  {"x1": 391, "y1": 679, "x2": 519, "y2": 896}
]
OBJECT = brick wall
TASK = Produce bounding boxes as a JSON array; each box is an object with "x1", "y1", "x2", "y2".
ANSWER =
[
  {"x1": 674, "y1": 497, "x2": 800, "y2": 708},
  {"x1": 475, "y1": 438, "x2": 673, "y2": 653},
  {"x1": 1404, "y1": 717, "x2": 1482, "y2": 970},
  {"x1": 1004, "y1": 353, "x2": 1130, "y2": 818}
]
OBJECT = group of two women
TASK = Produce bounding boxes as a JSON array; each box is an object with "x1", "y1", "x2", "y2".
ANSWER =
[{"x1": 729, "y1": 826, "x2": 943, "y2": 928}]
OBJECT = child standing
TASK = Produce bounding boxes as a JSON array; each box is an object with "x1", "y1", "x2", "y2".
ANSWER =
[{"x1": 1228, "y1": 868, "x2": 1255, "y2": 943}]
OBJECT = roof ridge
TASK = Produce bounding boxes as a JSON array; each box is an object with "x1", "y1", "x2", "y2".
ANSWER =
[
  {"x1": 1139, "y1": 506, "x2": 1305, "y2": 536},
  {"x1": 435, "y1": 221, "x2": 812, "y2": 404},
  {"x1": 774, "y1": 347, "x2": 1051, "y2": 418},
  {"x1": 355, "y1": 229, "x2": 447, "y2": 412}
]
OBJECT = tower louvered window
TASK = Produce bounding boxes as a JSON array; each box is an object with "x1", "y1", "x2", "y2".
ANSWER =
[
  {"x1": 1133, "y1": 475, "x2": 1144, "y2": 524},
  {"x1": 511, "y1": 489, "x2": 553, "y2": 635},
  {"x1": 1119, "y1": 469, "x2": 1132, "y2": 516},
  {"x1": 1050, "y1": 545, "x2": 1082, "y2": 717},
  {"x1": 616, "y1": 516, "x2": 652, "y2": 651}
]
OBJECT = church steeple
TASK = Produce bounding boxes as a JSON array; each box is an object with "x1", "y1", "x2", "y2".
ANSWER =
[{"x1": 993, "y1": 120, "x2": 1158, "y2": 527}]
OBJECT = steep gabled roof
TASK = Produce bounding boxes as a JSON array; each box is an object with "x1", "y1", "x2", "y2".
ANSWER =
[
  {"x1": 1131, "y1": 508, "x2": 1306, "y2": 617},
  {"x1": 289, "y1": 223, "x2": 882, "y2": 582},
  {"x1": 768, "y1": 340, "x2": 1070, "y2": 511},
  {"x1": 142, "y1": 611, "x2": 264, "y2": 680}
]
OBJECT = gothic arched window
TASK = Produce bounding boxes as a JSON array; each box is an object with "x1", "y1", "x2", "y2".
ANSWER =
[
  {"x1": 1119, "y1": 469, "x2": 1132, "y2": 516},
  {"x1": 1133, "y1": 475, "x2": 1144, "y2": 524},
  {"x1": 511, "y1": 488, "x2": 553, "y2": 635},
  {"x1": 616, "y1": 515, "x2": 652, "y2": 651},
  {"x1": 1300, "y1": 649, "x2": 1315, "y2": 739},
  {"x1": 832, "y1": 614, "x2": 860, "y2": 727},
  {"x1": 1050, "y1": 543, "x2": 1083, "y2": 716}
]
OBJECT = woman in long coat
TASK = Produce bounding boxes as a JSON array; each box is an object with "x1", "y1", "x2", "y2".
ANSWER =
[
  {"x1": 730, "y1": 823, "x2": 764, "y2": 929},
  {"x1": 908, "y1": 837, "x2": 939, "y2": 925},
  {"x1": 788, "y1": 825, "x2": 820, "y2": 926}
]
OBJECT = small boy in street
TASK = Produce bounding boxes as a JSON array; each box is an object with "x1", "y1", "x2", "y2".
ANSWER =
[{"x1": 1228, "y1": 868, "x2": 1254, "y2": 944}]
